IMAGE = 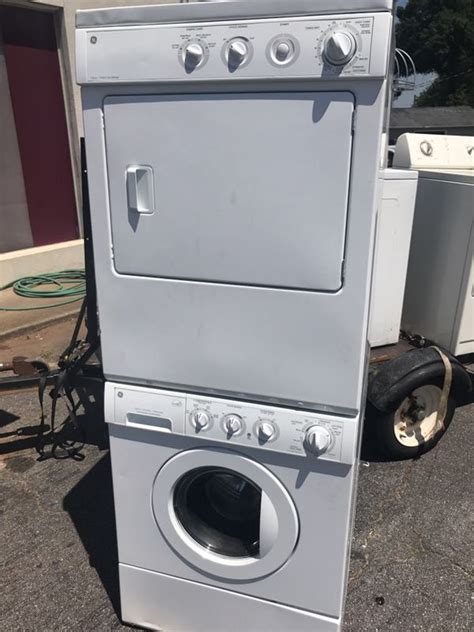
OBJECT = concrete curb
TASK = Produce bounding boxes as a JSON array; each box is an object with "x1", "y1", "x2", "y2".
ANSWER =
[
  {"x1": 0, "y1": 240, "x2": 84, "y2": 288},
  {"x1": 0, "y1": 309, "x2": 81, "y2": 342}
]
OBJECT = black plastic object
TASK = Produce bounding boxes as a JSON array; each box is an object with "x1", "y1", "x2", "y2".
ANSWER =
[
  {"x1": 81, "y1": 138, "x2": 99, "y2": 344},
  {"x1": 367, "y1": 347, "x2": 472, "y2": 413}
]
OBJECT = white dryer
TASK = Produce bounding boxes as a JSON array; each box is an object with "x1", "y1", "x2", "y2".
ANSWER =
[
  {"x1": 76, "y1": 0, "x2": 393, "y2": 415},
  {"x1": 76, "y1": 0, "x2": 394, "y2": 630}
]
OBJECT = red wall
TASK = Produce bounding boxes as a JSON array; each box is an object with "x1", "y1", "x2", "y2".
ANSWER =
[{"x1": 1, "y1": 6, "x2": 78, "y2": 246}]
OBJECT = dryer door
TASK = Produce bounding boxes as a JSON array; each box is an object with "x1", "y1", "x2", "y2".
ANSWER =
[
  {"x1": 152, "y1": 448, "x2": 299, "y2": 581},
  {"x1": 104, "y1": 91, "x2": 354, "y2": 291}
]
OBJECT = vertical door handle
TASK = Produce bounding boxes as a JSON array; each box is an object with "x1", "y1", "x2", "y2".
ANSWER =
[
  {"x1": 259, "y1": 491, "x2": 279, "y2": 558},
  {"x1": 126, "y1": 165, "x2": 154, "y2": 214}
]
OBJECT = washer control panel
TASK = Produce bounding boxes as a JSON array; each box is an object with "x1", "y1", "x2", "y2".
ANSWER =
[
  {"x1": 77, "y1": 13, "x2": 391, "y2": 84},
  {"x1": 109, "y1": 383, "x2": 359, "y2": 464}
]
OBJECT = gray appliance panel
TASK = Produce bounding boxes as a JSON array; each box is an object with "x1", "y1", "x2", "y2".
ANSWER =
[
  {"x1": 76, "y1": 1, "x2": 393, "y2": 28},
  {"x1": 119, "y1": 565, "x2": 340, "y2": 632},
  {"x1": 108, "y1": 383, "x2": 359, "y2": 464},
  {"x1": 104, "y1": 92, "x2": 353, "y2": 291},
  {"x1": 77, "y1": 14, "x2": 383, "y2": 84}
]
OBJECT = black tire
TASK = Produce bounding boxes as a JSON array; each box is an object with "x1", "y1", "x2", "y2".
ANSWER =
[{"x1": 364, "y1": 378, "x2": 456, "y2": 461}]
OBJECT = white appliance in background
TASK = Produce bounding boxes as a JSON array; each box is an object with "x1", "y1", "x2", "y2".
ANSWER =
[
  {"x1": 394, "y1": 133, "x2": 474, "y2": 356},
  {"x1": 76, "y1": 0, "x2": 394, "y2": 630},
  {"x1": 369, "y1": 168, "x2": 418, "y2": 347}
]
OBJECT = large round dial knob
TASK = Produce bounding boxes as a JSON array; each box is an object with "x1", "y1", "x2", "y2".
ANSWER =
[
  {"x1": 258, "y1": 422, "x2": 276, "y2": 442},
  {"x1": 227, "y1": 39, "x2": 249, "y2": 66},
  {"x1": 190, "y1": 409, "x2": 210, "y2": 431},
  {"x1": 183, "y1": 42, "x2": 204, "y2": 68},
  {"x1": 224, "y1": 413, "x2": 243, "y2": 435},
  {"x1": 304, "y1": 425, "x2": 333, "y2": 455},
  {"x1": 324, "y1": 31, "x2": 356, "y2": 66}
]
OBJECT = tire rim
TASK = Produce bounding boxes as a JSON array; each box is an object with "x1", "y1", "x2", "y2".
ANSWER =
[{"x1": 393, "y1": 385, "x2": 443, "y2": 448}]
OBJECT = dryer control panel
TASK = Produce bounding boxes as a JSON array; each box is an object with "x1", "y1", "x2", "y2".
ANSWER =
[
  {"x1": 107, "y1": 383, "x2": 359, "y2": 465},
  {"x1": 77, "y1": 12, "x2": 391, "y2": 84}
]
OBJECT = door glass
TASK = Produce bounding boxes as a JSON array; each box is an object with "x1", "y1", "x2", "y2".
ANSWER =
[{"x1": 173, "y1": 466, "x2": 261, "y2": 558}]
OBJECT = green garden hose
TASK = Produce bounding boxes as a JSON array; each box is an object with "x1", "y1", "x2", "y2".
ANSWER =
[{"x1": 0, "y1": 270, "x2": 86, "y2": 311}]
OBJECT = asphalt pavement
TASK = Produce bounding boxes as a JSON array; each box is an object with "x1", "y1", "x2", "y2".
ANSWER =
[{"x1": 0, "y1": 387, "x2": 472, "y2": 631}]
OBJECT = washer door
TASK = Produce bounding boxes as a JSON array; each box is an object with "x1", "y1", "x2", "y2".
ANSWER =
[{"x1": 152, "y1": 448, "x2": 299, "y2": 581}]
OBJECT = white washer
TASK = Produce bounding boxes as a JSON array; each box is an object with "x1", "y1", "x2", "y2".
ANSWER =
[
  {"x1": 394, "y1": 133, "x2": 474, "y2": 355},
  {"x1": 105, "y1": 381, "x2": 360, "y2": 631},
  {"x1": 76, "y1": 1, "x2": 394, "y2": 630}
]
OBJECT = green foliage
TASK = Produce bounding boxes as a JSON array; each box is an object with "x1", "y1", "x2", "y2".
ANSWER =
[{"x1": 396, "y1": 0, "x2": 474, "y2": 106}]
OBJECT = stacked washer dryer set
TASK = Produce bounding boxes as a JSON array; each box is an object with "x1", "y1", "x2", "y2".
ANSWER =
[{"x1": 76, "y1": 1, "x2": 394, "y2": 630}]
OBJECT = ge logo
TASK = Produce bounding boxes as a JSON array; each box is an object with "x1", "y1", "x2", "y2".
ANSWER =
[{"x1": 420, "y1": 141, "x2": 433, "y2": 157}]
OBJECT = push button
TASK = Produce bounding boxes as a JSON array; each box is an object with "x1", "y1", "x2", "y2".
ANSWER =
[
  {"x1": 275, "y1": 41, "x2": 291, "y2": 62},
  {"x1": 268, "y1": 37, "x2": 298, "y2": 66}
]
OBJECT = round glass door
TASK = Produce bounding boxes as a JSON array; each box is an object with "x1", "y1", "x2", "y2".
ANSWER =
[
  {"x1": 174, "y1": 467, "x2": 261, "y2": 558},
  {"x1": 152, "y1": 448, "x2": 299, "y2": 581}
]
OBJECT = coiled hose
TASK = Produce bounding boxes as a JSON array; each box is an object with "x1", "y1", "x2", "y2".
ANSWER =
[{"x1": 0, "y1": 270, "x2": 86, "y2": 311}]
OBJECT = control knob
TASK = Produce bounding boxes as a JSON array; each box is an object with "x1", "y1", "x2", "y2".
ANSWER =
[
  {"x1": 190, "y1": 409, "x2": 210, "y2": 431},
  {"x1": 304, "y1": 425, "x2": 333, "y2": 456},
  {"x1": 323, "y1": 31, "x2": 357, "y2": 66},
  {"x1": 258, "y1": 422, "x2": 276, "y2": 442},
  {"x1": 224, "y1": 413, "x2": 243, "y2": 435},
  {"x1": 183, "y1": 42, "x2": 205, "y2": 69},
  {"x1": 227, "y1": 39, "x2": 249, "y2": 67}
]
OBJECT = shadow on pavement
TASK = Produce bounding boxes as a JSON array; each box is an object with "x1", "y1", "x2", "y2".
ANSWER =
[
  {"x1": 0, "y1": 381, "x2": 108, "y2": 457},
  {"x1": 0, "y1": 409, "x2": 49, "y2": 454},
  {"x1": 0, "y1": 420, "x2": 50, "y2": 455},
  {"x1": 63, "y1": 452, "x2": 121, "y2": 617},
  {"x1": 62, "y1": 381, "x2": 120, "y2": 616}
]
